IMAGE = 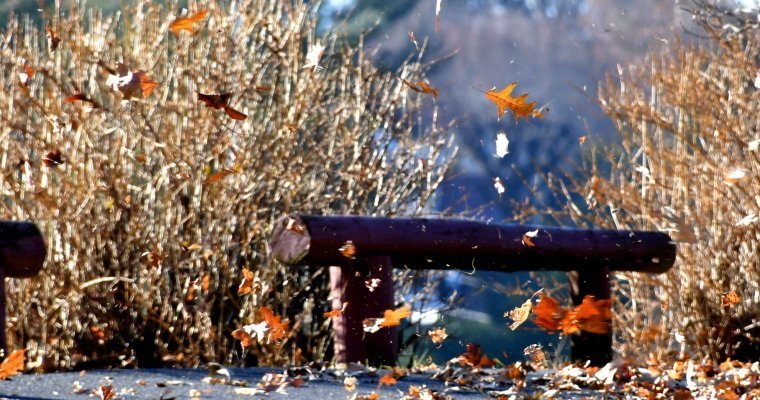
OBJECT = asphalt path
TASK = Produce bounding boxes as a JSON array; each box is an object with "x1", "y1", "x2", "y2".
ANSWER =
[{"x1": 0, "y1": 367, "x2": 487, "y2": 400}]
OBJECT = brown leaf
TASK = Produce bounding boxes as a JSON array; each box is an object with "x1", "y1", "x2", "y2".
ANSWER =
[
  {"x1": 46, "y1": 25, "x2": 60, "y2": 52},
  {"x1": 223, "y1": 105, "x2": 247, "y2": 120},
  {"x1": 204, "y1": 167, "x2": 238, "y2": 185},
  {"x1": 42, "y1": 150, "x2": 64, "y2": 167},
  {"x1": 485, "y1": 82, "x2": 543, "y2": 122},
  {"x1": 523, "y1": 344, "x2": 545, "y2": 363},
  {"x1": 196, "y1": 91, "x2": 232, "y2": 109},
  {"x1": 64, "y1": 93, "x2": 90, "y2": 104},
  {"x1": 521, "y1": 229, "x2": 539, "y2": 247},
  {"x1": 401, "y1": 78, "x2": 439, "y2": 100},
  {"x1": 505, "y1": 299, "x2": 532, "y2": 330},
  {"x1": 94, "y1": 384, "x2": 115, "y2": 400},
  {"x1": 0, "y1": 349, "x2": 26, "y2": 379},
  {"x1": 259, "y1": 306, "x2": 289, "y2": 342},
  {"x1": 456, "y1": 343, "x2": 494, "y2": 368},
  {"x1": 170, "y1": 9, "x2": 208, "y2": 35}
]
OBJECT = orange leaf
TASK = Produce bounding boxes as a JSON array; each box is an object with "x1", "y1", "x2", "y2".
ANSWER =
[
  {"x1": 170, "y1": 9, "x2": 208, "y2": 35},
  {"x1": 379, "y1": 305, "x2": 411, "y2": 327},
  {"x1": 46, "y1": 25, "x2": 60, "y2": 52},
  {"x1": 339, "y1": 240, "x2": 357, "y2": 258},
  {"x1": 324, "y1": 302, "x2": 349, "y2": 318},
  {"x1": 523, "y1": 344, "x2": 546, "y2": 363},
  {"x1": 485, "y1": 82, "x2": 543, "y2": 122},
  {"x1": 64, "y1": 93, "x2": 89, "y2": 104},
  {"x1": 0, "y1": 349, "x2": 25, "y2": 379},
  {"x1": 722, "y1": 291, "x2": 741, "y2": 307},
  {"x1": 400, "y1": 78, "x2": 439, "y2": 100},
  {"x1": 532, "y1": 293, "x2": 566, "y2": 334},
  {"x1": 223, "y1": 105, "x2": 247, "y2": 120},
  {"x1": 95, "y1": 384, "x2": 115, "y2": 400},
  {"x1": 565, "y1": 295, "x2": 611, "y2": 335},
  {"x1": 378, "y1": 374, "x2": 397, "y2": 387},
  {"x1": 456, "y1": 343, "x2": 494, "y2": 368},
  {"x1": 238, "y1": 267, "x2": 255, "y2": 295},
  {"x1": 505, "y1": 299, "x2": 532, "y2": 330},
  {"x1": 259, "y1": 306, "x2": 289, "y2": 342},
  {"x1": 232, "y1": 329, "x2": 254, "y2": 348},
  {"x1": 135, "y1": 71, "x2": 158, "y2": 98},
  {"x1": 204, "y1": 167, "x2": 238, "y2": 185}
]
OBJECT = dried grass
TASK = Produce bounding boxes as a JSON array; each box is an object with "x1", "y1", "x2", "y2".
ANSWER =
[{"x1": 0, "y1": 0, "x2": 455, "y2": 369}]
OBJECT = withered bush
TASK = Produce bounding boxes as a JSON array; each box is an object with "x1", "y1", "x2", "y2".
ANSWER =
[
  {"x1": 517, "y1": 25, "x2": 758, "y2": 361},
  {"x1": 0, "y1": 0, "x2": 454, "y2": 369}
]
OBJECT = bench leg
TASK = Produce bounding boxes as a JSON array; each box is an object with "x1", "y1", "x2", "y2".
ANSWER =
[
  {"x1": 569, "y1": 267, "x2": 612, "y2": 366},
  {"x1": 0, "y1": 267, "x2": 6, "y2": 355},
  {"x1": 330, "y1": 255, "x2": 397, "y2": 366}
]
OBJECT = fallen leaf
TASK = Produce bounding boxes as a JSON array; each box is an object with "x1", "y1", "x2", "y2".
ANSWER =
[
  {"x1": 505, "y1": 299, "x2": 532, "y2": 330},
  {"x1": 400, "y1": 78, "x2": 439, "y2": 100},
  {"x1": 303, "y1": 43, "x2": 325, "y2": 71},
  {"x1": 722, "y1": 291, "x2": 740, "y2": 307},
  {"x1": 485, "y1": 82, "x2": 543, "y2": 122},
  {"x1": 532, "y1": 293, "x2": 565, "y2": 334},
  {"x1": 94, "y1": 384, "x2": 115, "y2": 400},
  {"x1": 344, "y1": 376, "x2": 358, "y2": 392},
  {"x1": 324, "y1": 302, "x2": 349, "y2": 318},
  {"x1": 170, "y1": 9, "x2": 208, "y2": 35},
  {"x1": 495, "y1": 131, "x2": 509, "y2": 158},
  {"x1": 523, "y1": 344, "x2": 545, "y2": 364},
  {"x1": 378, "y1": 374, "x2": 397, "y2": 387},
  {"x1": 379, "y1": 305, "x2": 411, "y2": 327},
  {"x1": 339, "y1": 240, "x2": 357, "y2": 258},
  {"x1": 428, "y1": 327, "x2": 448, "y2": 345},
  {"x1": 46, "y1": 25, "x2": 60, "y2": 52},
  {"x1": 0, "y1": 349, "x2": 26, "y2": 379}
]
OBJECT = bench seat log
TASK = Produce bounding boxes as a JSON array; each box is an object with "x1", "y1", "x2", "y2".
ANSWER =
[
  {"x1": 270, "y1": 214, "x2": 676, "y2": 366},
  {"x1": 0, "y1": 222, "x2": 46, "y2": 354}
]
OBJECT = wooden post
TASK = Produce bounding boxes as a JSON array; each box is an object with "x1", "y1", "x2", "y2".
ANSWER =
[
  {"x1": 0, "y1": 266, "x2": 5, "y2": 354},
  {"x1": 569, "y1": 267, "x2": 612, "y2": 366},
  {"x1": 330, "y1": 255, "x2": 397, "y2": 365}
]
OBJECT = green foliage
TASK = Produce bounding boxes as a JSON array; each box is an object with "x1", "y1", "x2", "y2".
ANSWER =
[{"x1": 0, "y1": 0, "x2": 454, "y2": 369}]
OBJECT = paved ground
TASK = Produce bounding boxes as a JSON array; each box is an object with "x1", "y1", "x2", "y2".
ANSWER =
[{"x1": 0, "y1": 367, "x2": 487, "y2": 400}]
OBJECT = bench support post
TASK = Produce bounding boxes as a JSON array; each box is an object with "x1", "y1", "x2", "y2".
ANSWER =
[
  {"x1": 330, "y1": 255, "x2": 397, "y2": 365},
  {"x1": 0, "y1": 267, "x2": 5, "y2": 354},
  {"x1": 569, "y1": 266, "x2": 612, "y2": 366}
]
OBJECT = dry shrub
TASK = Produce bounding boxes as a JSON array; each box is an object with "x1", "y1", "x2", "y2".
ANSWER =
[
  {"x1": 515, "y1": 31, "x2": 758, "y2": 361},
  {"x1": 0, "y1": 0, "x2": 455, "y2": 369}
]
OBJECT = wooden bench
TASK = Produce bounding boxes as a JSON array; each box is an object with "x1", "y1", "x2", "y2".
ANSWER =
[
  {"x1": 269, "y1": 214, "x2": 676, "y2": 366},
  {"x1": 0, "y1": 222, "x2": 46, "y2": 354}
]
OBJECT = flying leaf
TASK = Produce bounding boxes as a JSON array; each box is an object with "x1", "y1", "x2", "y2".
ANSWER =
[
  {"x1": 170, "y1": 9, "x2": 208, "y2": 35},
  {"x1": 400, "y1": 78, "x2": 439, "y2": 100},
  {"x1": 495, "y1": 131, "x2": 509, "y2": 158},
  {"x1": 204, "y1": 167, "x2": 239, "y2": 185},
  {"x1": 42, "y1": 150, "x2": 64, "y2": 167},
  {"x1": 523, "y1": 344, "x2": 545, "y2": 364},
  {"x1": 238, "y1": 267, "x2": 255, "y2": 295},
  {"x1": 435, "y1": 0, "x2": 443, "y2": 32},
  {"x1": 232, "y1": 321, "x2": 269, "y2": 348},
  {"x1": 94, "y1": 384, "x2": 115, "y2": 400},
  {"x1": 344, "y1": 376, "x2": 358, "y2": 392},
  {"x1": 0, "y1": 349, "x2": 25, "y2": 380},
  {"x1": 493, "y1": 177, "x2": 505, "y2": 196},
  {"x1": 196, "y1": 91, "x2": 247, "y2": 120},
  {"x1": 46, "y1": 25, "x2": 60, "y2": 52},
  {"x1": 365, "y1": 278, "x2": 381, "y2": 292},
  {"x1": 736, "y1": 213, "x2": 758, "y2": 227},
  {"x1": 428, "y1": 327, "x2": 448, "y2": 345},
  {"x1": 106, "y1": 64, "x2": 159, "y2": 99},
  {"x1": 505, "y1": 299, "x2": 532, "y2": 330},
  {"x1": 63, "y1": 93, "x2": 90, "y2": 104},
  {"x1": 362, "y1": 318, "x2": 384, "y2": 333},
  {"x1": 324, "y1": 302, "x2": 349, "y2": 318},
  {"x1": 532, "y1": 293, "x2": 565, "y2": 334},
  {"x1": 485, "y1": 82, "x2": 543, "y2": 122},
  {"x1": 339, "y1": 240, "x2": 357, "y2": 258},
  {"x1": 409, "y1": 31, "x2": 419, "y2": 50},
  {"x1": 722, "y1": 291, "x2": 741, "y2": 307},
  {"x1": 259, "y1": 306, "x2": 289, "y2": 342},
  {"x1": 564, "y1": 295, "x2": 611, "y2": 335},
  {"x1": 455, "y1": 343, "x2": 494, "y2": 368},
  {"x1": 379, "y1": 305, "x2": 411, "y2": 327},
  {"x1": 579, "y1": 136, "x2": 588, "y2": 145},
  {"x1": 19, "y1": 63, "x2": 35, "y2": 87},
  {"x1": 749, "y1": 139, "x2": 759, "y2": 151},
  {"x1": 303, "y1": 43, "x2": 325, "y2": 71},
  {"x1": 285, "y1": 218, "x2": 307, "y2": 235},
  {"x1": 724, "y1": 168, "x2": 748, "y2": 184},
  {"x1": 522, "y1": 229, "x2": 539, "y2": 247}
]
